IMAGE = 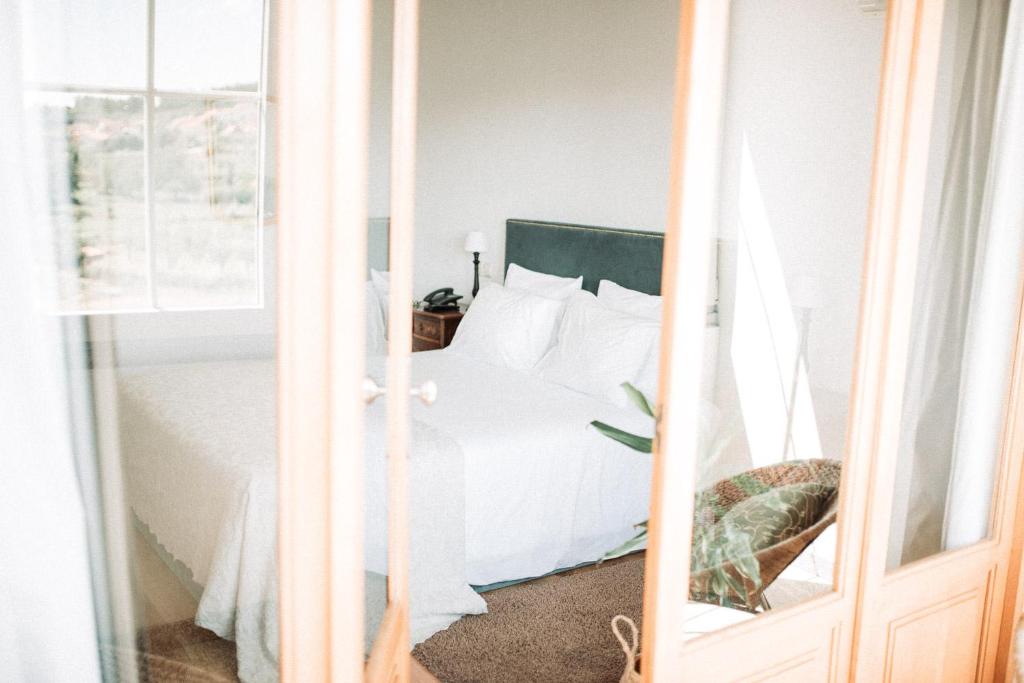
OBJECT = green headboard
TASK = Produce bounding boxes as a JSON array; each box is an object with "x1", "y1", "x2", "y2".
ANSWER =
[{"x1": 504, "y1": 219, "x2": 664, "y2": 295}]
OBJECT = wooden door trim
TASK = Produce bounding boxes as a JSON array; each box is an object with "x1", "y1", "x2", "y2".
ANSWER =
[
  {"x1": 276, "y1": 0, "x2": 373, "y2": 680},
  {"x1": 989, "y1": 254, "x2": 1024, "y2": 681},
  {"x1": 365, "y1": 0, "x2": 421, "y2": 681},
  {"x1": 641, "y1": 0, "x2": 730, "y2": 679},
  {"x1": 842, "y1": 0, "x2": 948, "y2": 680}
]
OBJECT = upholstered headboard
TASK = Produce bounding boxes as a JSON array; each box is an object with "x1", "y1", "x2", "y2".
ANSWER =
[{"x1": 504, "y1": 219, "x2": 664, "y2": 295}]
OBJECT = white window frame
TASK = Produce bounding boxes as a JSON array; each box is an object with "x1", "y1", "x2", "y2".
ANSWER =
[{"x1": 24, "y1": 0, "x2": 271, "y2": 316}]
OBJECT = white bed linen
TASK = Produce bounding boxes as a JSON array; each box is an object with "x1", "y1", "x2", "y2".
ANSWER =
[
  {"x1": 118, "y1": 352, "x2": 678, "y2": 680},
  {"x1": 406, "y1": 350, "x2": 659, "y2": 584},
  {"x1": 118, "y1": 361, "x2": 278, "y2": 682},
  {"x1": 118, "y1": 359, "x2": 485, "y2": 683}
]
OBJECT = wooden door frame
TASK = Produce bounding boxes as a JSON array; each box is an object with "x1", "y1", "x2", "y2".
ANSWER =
[
  {"x1": 365, "y1": 0, "x2": 420, "y2": 680},
  {"x1": 276, "y1": 0, "x2": 373, "y2": 680},
  {"x1": 278, "y1": 0, "x2": 425, "y2": 680},
  {"x1": 643, "y1": 0, "x2": 958, "y2": 680}
]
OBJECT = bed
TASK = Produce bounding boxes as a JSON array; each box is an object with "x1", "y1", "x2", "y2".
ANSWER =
[{"x1": 119, "y1": 220, "x2": 720, "y2": 682}]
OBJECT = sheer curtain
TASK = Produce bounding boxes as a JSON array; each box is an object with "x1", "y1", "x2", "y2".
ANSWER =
[
  {"x1": 894, "y1": 0, "x2": 1020, "y2": 565},
  {"x1": 0, "y1": 3, "x2": 101, "y2": 679},
  {"x1": 943, "y1": 0, "x2": 1024, "y2": 550}
]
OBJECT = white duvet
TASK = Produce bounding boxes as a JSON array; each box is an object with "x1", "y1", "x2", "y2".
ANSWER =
[{"x1": 118, "y1": 351, "x2": 677, "y2": 682}]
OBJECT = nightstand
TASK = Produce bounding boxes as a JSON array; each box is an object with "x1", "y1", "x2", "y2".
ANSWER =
[{"x1": 412, "y1": 309, "x2": 464, "y2": 352}]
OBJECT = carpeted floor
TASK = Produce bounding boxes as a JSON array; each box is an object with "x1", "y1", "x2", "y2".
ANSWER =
[
  {"x1": 413, "y1": 555, "x2": 646, "y2": 683},
  {"x1": 140, "y1": 621, "x2": 239, "y2": 682},
  {"x1": 139, "y1": 553, "x2": 826, "y2": 682}
]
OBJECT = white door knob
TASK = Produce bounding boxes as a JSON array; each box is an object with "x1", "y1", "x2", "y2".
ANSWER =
[
  {"x1": 410, "y1": 380, "x2": 438, "y2": 406},
  {"x1": 362, "y1": 377, "x2": 438, "y2": 406},
  {"x1": 362, "y1": 377, "x2": 386, "y2": 405}
]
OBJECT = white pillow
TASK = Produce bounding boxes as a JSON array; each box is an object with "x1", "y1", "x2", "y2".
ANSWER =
[
  {"x1": 505, "y1": 263, "x2": 583, "y2": 300},
  {"x1": 597, "y1": 279, "x2": 663, "y2": 321},
  {"x1": 365, "y1": 281, "x2": 387, "y2": 354},
  {"x1": 370, "y1": 269, "x2": 390, "y2": 329},
  {"x1": 597, "y1": 281, "x2": 664, "y2": 400},
  {"x1": 447, "y1": 284, "x2": 565, "y2": 371},
  {"x1": 536, "y1": 291, "x2": 660, "y2": 406}
]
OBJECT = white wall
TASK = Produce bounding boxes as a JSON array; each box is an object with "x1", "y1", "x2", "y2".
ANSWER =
[
  {"x1": 401, "y1": 0, "x2": 888, "y2": 459},
  {"x1": 715, "y1": 0, "x2": 887, "y2": 460},
  {"x1": 409, "y1": 0, "x2": 679, "y2": 298},
  {"x1": 113, "y1": 0, "x2": 892, "y2": 433}
]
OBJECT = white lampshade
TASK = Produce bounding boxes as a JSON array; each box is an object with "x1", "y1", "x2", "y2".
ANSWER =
[
  {"x1": 790, "y1": 274, "x2": 824, "y2": 310},
  {"x1": 463, "y1": 231, "x2": 488, "y2": 254}
]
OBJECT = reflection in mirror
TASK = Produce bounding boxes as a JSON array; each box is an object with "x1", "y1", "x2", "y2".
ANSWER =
[
  {"x1": 680, "y1": 0, "x2": 884, "y2": 629},
  {"x1": 887, "y1": 0, "x2": 1017, "y2": 569},
  {"x1": 17, "y1": 0, "x2": 279, "y2": 680}
]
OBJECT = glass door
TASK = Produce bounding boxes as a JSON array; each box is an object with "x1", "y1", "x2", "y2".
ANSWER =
[
  {"x1": 639, "y1": 0, "x2": 981, "y2": 679},
  {"x1": 13, "y1": 1, "x2": 284, "y2": 681},
  {"x1": 853, "y1": 1, "x2": 1024, "y2": 680}
]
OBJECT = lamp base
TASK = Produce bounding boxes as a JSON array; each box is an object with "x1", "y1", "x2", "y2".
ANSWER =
[{"x1": 472, "y1": 252, "x2": 481, "y2": 298}]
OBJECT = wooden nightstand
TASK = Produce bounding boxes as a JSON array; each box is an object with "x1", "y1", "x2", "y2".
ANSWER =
[{"x1": 412, "y1": 309, "x2": 464, "y2": 352}]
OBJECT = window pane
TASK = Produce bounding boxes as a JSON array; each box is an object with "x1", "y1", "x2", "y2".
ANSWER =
[
  {"x1": 19, "y1": 0, "x2": 146, "y2": 88},
  {"x1": 25, "y1": 93, "x2": 149, "y2": 311},
  {"x1": 155, "y1": 0, "x2": 264, "y2": 92},
  {"x1": 152, "y1": 97, "x2": 260, "y2": 309},
  {"x1": 263, "y1": 101, "x2": 277, "y2": 223}
]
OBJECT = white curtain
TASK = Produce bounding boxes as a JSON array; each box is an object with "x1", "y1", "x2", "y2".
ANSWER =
[
  {"x1": 895, "y1": 0, "x2": 1018, "y2": 564},
  {"x1": 944, "y1": 0, "x2": 1024, "y2": 550},
  {"x1": 0, "y1": 3, "x2": 101, "y2": 680}
]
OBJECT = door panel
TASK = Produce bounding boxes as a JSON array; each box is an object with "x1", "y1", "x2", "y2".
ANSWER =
[
  {"x1": 643, "y1": 0, "x2": 950, "y2": 680},
  {"x1": 882, "y1": 584, "x2": 987, "y2": 682},
  {"x1": 852, "y1": 0, "x2": 1024, "y2": 679},
  {"x1": 884, "y1": 0, "x2": 1013, "y2": 571}
]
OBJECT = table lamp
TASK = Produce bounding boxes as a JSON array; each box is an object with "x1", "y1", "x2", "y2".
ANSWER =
[{"x1": 464, "y1": 231, "x2": 488, "y2": 297}]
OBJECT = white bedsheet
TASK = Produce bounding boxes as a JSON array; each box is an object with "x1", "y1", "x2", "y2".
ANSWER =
[
  {"x1": 119, "y1": 359, "x2": 486, "y2": 682},
  {"x1": 119, "y1": 361, "x2": 279, "y2": 682},
  {"x1": 118, "y1": 352, "x2": 686, "y2": 681},
  {"x1": 397, "y1": 350, "x2": 658, "y2": 585}
]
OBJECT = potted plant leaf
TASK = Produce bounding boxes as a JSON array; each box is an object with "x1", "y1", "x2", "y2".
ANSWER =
[{"x1": 592, "y1": 383, "x2": 764, "y2": 610}]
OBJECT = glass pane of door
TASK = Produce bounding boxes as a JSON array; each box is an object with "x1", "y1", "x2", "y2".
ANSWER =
[
  {"x1": 679, "y1": 0, "x2": 885, "y2": 628},
  {"x1": 363, "y1": 0, "x2": 394, "y2": 651},
  {"x1": 886, "y1": 0, "x2": 1017, "y2": 569},
  {"x1": 406, "y1": 1, "x2": 676, "y2": 679},
  {"x1": 17, "y1": 1, "x2": 280, "y2": 680}
]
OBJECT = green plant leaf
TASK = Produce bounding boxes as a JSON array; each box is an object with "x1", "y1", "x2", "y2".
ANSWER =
[
  {"x1": 590, "y1": 421, "x2": 653, "y2": 453},
  {"x1": 601, "y1": 528, "x2": 648, "y2": 561},
  {"x1": 620, "y1": 382, "x2": 655, "y2": 417}
]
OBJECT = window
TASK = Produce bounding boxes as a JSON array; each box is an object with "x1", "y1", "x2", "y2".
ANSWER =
[{"x1": 20, "y1": 0, "x2": 271, "y2": 313}]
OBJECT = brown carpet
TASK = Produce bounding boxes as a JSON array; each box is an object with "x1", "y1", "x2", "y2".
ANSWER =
[
  {"x1": 413, "y1": 555, "x2": 645, "y2": 683},
  {"x1": 138, "y1": 620, "x2": 239, "y2": 682},
  {"x1": 136, "y1": 555, "x2": 824, "y2": 682}
]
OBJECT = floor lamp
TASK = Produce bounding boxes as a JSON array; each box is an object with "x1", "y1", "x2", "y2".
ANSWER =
[{"x1": 782, "y1": 275, "x2": 822, "y2": 461}]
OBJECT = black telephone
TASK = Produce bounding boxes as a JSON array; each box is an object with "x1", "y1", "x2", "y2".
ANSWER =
[{"x1": 422, "y1": 287, "x2": 463, "y2": 312}]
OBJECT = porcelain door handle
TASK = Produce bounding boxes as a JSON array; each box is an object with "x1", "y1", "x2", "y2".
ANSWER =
[{"x1": 362, "y1": 378, "x2": 437, "y2": 406}]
